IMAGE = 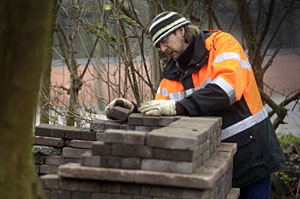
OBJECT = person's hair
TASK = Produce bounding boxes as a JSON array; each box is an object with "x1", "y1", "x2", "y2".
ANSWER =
[{"x1": 183, "y1": 24, "x2": 200, "y2": 44}]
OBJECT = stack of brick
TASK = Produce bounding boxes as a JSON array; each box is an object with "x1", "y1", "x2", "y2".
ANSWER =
[
  {"x1": 36, "y1": 113, "x2": 240, "y2": 199},
  {"x1": 82, "y1": 114, "x2": 222, "y2": 174},
  {"x1": 33, "y1": 124, "x2": 96, "y2": 175}
]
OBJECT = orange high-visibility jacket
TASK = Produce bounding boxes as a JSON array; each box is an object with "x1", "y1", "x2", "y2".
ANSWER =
[{"x1": 155, "y1": 30, "x2": 284, "y2": 187}]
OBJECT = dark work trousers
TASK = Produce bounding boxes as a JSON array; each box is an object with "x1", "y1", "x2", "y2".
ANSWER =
[{"x1": 239, "y1": 175, "x2": 271, "y2": 199}]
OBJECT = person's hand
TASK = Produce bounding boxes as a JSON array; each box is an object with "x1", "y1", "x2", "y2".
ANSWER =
[
  {"x1": 138, "y1": 100, "x2": 176, "y2": 116},
  {"x1": 105, "y1": 98, "x2": 135, "y2": 119}
]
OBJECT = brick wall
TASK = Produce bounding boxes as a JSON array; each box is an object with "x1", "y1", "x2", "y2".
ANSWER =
[{"x1": 34, "y1": 114, "x2": 239, "y2": 199}]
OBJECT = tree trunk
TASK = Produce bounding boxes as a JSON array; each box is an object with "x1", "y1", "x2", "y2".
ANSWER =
[{"x1": 0, "y1": 1, "x2": 54, "y2": 199}]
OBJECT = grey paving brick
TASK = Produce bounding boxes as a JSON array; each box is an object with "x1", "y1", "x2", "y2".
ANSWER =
[
  {"x1": 81, "y1": 130, "x2": 96, "y2": 141},
  {"x1": 65, "y1": 140, "x2": 94, "y2": 149},
  {"x1": 90, "y1": 120, "x2": 121, "y2": 132},
  {"x1": 62, "y1": 157, "x2": 81, "y2": 164},
  {"x1": 100, "y1": 156, "x2": 121, "y2": 168},
  {"x1": 50, "y1": 190, "x2": 71, "y2": 199},
  {"x1": 128, "y1": 113, "x2": 143, "y2": 126},
  {"x1": 33, "y1": 145, "x2": 62, "y2": 156},
  {"x1": 120, "y1": 183, "x2": 141, "y2": 195},
  {"x1": 46, "y1": 156, "x2": 62, "y2": 166},
  {"x1": 110, "y1": 106, "x2": 132, "y2": 122},
  {"x1": 60, "y1": 178, "x2": 80, "y2": 191},
  {"x1": 146, "y1": 127, "x2": 198, "y2": 150},
  {"x1": 40, "y1": 165, "x2": 58, "y2": 174},
  {"x1": 79, "y1": 180, "x2": 100, "y2": 192},
  {"x1": 120, "y1": 124, "x2": 135, "y2": 130},
  {"x1": 135, "y1": 126, "x2": 151, "y2": 132},
  {"x1": 91, "y1": 193, "x2": 111, "y2": 199},
  {"x1": 71, "y1": 191, "x2": 91, "y2": 199},
  {"x1": 40, "y1": 174, "x2": 60, "y2": 189},
  {"x1": 153, "y1": 148, "x2": 194, "y2": 162},
  {"x1": 34, "y1": 155, "x2": 46, "y2": 164},
  {"x1": 81, "y1": 152, "x2": 101, "y2": 167},
  {"x1": 141, "y1": 159, "x2": 195, "y2": 174},
  {"x1": 157, "y1": 116, "x2": 179, "y2": 127},
  {"x1": 103, "y1": 129, "x2": 146, "y2": 145},
  {"x1": 112, "y1": 144, "x2": 152, "y2": 158},
  {"x1": 98, "y1": 182, "x2": 120, "y2": 193},
  {"x1": 121, "y1": 157, "x2": 141, "y2": 169},
  {"x1": 143, "y1": 116, "x2": 159, "y2": 126},
  {"x1": 62, "y1": 147, "x2": 90, "y2": 159}
]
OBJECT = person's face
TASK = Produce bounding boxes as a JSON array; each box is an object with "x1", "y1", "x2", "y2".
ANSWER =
[{"x1": 157, "y1": 27, "x2": 189, "y2": 59}]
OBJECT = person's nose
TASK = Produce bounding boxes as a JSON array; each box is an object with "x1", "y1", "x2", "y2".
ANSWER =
[{"x1": 160, "y1": 44, "x2": 168, "y2": 52}]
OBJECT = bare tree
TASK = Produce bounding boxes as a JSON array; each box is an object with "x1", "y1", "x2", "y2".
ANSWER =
[
  {"x1": 235, "y1": 0, "x2": 300, "y2": 129},
  {"x1": 0, "y1": 1, "x2": 54, "y2": 198}
]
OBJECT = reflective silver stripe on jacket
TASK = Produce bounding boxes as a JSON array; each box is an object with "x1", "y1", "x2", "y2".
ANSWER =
[
  {"x1": 221, "y1": 108, "x2": 268, "y2": 140},
  {"x1": 157, "y1": 76, "x2": 236, "y2": 104},
  {"x1": 156, "y1": 78, "x2": 212, "y2": 101},
  {"x1": 213, "y1": 52, "x2": 251, "y2": 70},
  {"x1": 211, "y1": 76, "x2": 236, "y2": 105}
]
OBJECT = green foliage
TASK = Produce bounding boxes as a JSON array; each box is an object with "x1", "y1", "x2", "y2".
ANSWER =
[{"x1": 271, "y1": 132, "x2": 300, "y2": 199}]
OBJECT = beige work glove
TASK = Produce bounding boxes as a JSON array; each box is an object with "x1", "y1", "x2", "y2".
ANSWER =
[
  {"x1": 105, "y1": 98, "x2": 135, "y2": 119},
  {"x1": 138, "y1": 100, "x2": 176, "y2": 116}
]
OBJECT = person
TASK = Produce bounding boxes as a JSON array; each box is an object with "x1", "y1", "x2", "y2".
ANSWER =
[{"x1": 105, "y1": 11, "x2": 285, "y2": 199}]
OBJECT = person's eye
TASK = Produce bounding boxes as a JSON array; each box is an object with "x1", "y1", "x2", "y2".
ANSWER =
[{"x1": 161, "y1": 37, "x2": 167, "y2": 44}]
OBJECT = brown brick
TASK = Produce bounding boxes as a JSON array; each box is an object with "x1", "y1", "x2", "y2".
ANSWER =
[
  {"x1": 34, "y1": 136, "x2": 64, "y2": 147},
  {"x1": 35, "y1": 123, "x2": 52, "y2": 136},
  {"x1": 92, "y1": 141, "x2": 112, "y2": 156},
  {"x1": 50, "y1": 126, "x2": 65, "y2": 138},
  {"x1": 64, "y1": 129, "x2": 81, "y2": 139}
]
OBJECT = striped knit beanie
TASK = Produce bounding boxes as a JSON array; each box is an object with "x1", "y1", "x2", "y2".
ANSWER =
[{"x1": 149, "y1": 11, "x2": 191, "y2": 46}]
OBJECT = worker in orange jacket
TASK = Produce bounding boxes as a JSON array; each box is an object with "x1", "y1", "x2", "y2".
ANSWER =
[{"x1": 105, "y1": 11, "x2": 285, "y2": 199}]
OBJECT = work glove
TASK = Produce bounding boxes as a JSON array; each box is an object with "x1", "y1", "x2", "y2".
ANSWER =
[
  {"x1": 138, "y1": 100, "x2": 176, "y2": 116},
  {"x1": 105, "y1": 98, "x2": 135, "y2": 119}
]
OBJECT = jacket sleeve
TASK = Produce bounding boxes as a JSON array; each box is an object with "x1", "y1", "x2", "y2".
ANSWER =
[{"x1": 178, "y1": 33, "x2": 251, "y2": 116}]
